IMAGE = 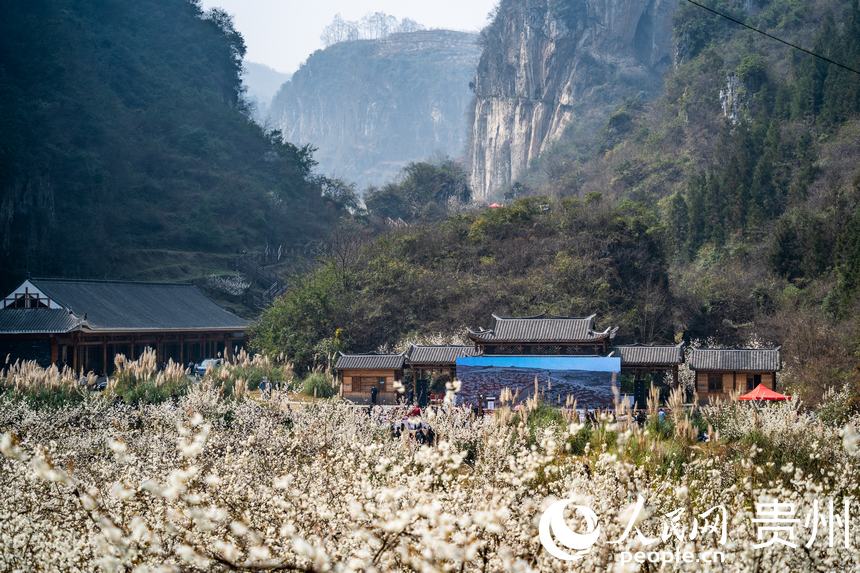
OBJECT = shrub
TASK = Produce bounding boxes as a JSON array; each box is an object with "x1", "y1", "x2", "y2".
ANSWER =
[
  {"x1": 0, "y1": 359, "x2": 86, "y2": 408},
  {"x1": 110, "y1": 377, "x2": 187, "y2": 405},
  {"x1": 301, "y1": 371, "x2": 336, "y2": 398},
  {"x1": 214, "y1": 349, "x2": 294, "y2": 391},
  {"x1": 108, "y1": 349, "x2": 190, "y2": 405},
  {"x1": 817, "y1": 383, "x2": 856, "y2": 427},
  {"x1": 520, "y1": 401, "x2": 566, "y2": 445}
]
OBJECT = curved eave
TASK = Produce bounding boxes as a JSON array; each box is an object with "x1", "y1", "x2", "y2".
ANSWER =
[
  {"x1": 78, "y1": 326, "x2": 247, "y2": 333},
  {"x1": 690, "y1": 366, "x2": 782, "y2": 372},
  {"x1": 0, "y1": 329, "x2": 78, "y2": 335},
  {"x1": 467, "y1": 335, "x2": 614, "y2": 344}
]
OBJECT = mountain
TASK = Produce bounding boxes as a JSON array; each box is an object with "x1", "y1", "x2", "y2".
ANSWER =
[
  {"x1": 255, "y1": 0, "x2": 860, "y2": 401},
  {"x1": 268, "y1": 30, "x2": 481, "y2": 189},
  {"x1": 0, "y1": 0, "x2": 344, "y2": 296},
  {"x1": 468, "y1": 0, "x2": 676, "y2": 199},
  {"x1": 242, "y1": 61, "x2": 291, "y2": 125}
]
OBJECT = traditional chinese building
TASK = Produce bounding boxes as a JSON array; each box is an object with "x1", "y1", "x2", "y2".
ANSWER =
[
  {"x1": 406, "y1": 344, "x2": 478, "y2": 383},
  {"x1": 614, "y1": 343, "x2": 685, "y2": 408},
  {"x1": 334, "y1": 352, "x2": 406, "y2": 404},
  {"x1": 405, "y1": 344, "x2": 479, "y2": 403},
  {"x1": 466, "y1": 313, "x2": 618, "y2": 355},
  {"x1": 688, "y1": 348, "x2": 781, "y2": 403},
  {"x1": 332, "y1": 312, "x2": 783, "y2": 409},
  {"x1": 0, "y1": 278, "x2": 247, "y2": 373}
]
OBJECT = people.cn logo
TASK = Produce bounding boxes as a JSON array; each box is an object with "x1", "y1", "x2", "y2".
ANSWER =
[{"x1": 539, "y1": 499, "x2": 601, "y2": 561}]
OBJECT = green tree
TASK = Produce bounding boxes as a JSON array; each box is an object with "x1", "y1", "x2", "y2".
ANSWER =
[
  {"x1": 250, "y1": 264, "x2": 351, "y2": 371},
  {"x1": 668, "y1": 192, "x2": 690, "y2": 260},
  {"x1": 791, "y1": 18, "x2": 834, "y2": 119},
  {"x1": 834, "y1": 208, "x2": 860, "y2": 308},
  {"x1": 685, "y1": 173, "x2": 708, "y2": 253},
  {"x1": 748, "y1": 122, "x2": 781, "y2": 227},
  {"x1": 818, "y1": 2, "x2": 860, "y2": 126},
  {"x1": 364, "y1": 158, "x2": 471, "y2": 222},
  {"x1": 769, "y1": 219, "x2": 803, "y2": 280},
  {"x1": 319, "y1": 177, "x2": 361, "y2": 214}
]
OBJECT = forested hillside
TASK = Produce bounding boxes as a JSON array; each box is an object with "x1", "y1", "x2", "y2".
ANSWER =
[
  {"x1": 0, "y1": 0, "x2": 343, "y2": 294},
  {"x1": 252, "y1": 197, "x2": 672, "y2": 369},
  {"x1": 255, "y1": 0, "x2": 860, "y2": 402},
  {"x1": 524, "y1": 0, "x2": 860, "y2": 302}
]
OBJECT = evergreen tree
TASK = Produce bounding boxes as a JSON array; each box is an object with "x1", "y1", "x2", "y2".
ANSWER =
[
  {"x1": 769, "y1": 218, "x2": 803, "y2": 280},
  {"x1": 790, "y1": 22, "x2": 832, "y2": 119},
  {"x1": 686, "y1": 173, "x2": 708, "y2": 252},
  {"x1": 668, "y1": 192, "x2": 690, "y2": 259},
  {"x1": 834, "y1": 208, "x2": 860, "y2": 308},
  {"x1": 788, "y1": 133, "x2": 817, "y2": 205},
  {"x1": 819, "y1": 1, "x2": 860, "y2": 126},
  {"x1": 748, "y1": 122, "x2": 780, "y2": 228}
]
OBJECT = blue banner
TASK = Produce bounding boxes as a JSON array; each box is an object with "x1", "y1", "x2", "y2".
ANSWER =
[{"x1": 455, "y1": 355, "x2": 620, "y2": 408}]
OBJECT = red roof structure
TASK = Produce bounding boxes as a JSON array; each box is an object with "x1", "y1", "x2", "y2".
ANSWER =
[{"x1": 737, "y1": 383, "x2": 791, "y2": 401}]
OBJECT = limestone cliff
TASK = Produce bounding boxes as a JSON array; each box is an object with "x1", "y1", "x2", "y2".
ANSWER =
[
  {"x1": 468, "y1": 0, "x2": 677, "y2": 199},
  {"x1": 269, "y1": 30, "x2": 480, "y2": 189},
  {"x1": 242, "y1": 62, "x2": 291, "y2": 125}
]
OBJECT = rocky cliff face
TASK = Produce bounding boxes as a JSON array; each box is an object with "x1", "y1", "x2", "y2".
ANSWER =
[
  {"x1": 268, "y1": 30, "x2": 480, "y2": 189},
  {"x1": 243, "y1": 62, "x2": 291, "y2": 125},
  {"x1": 468, "y1": 0, "x2": 677, "y2": 199}
]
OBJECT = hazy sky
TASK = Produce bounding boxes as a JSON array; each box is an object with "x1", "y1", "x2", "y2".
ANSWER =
[{"x1": 200, "y1": 0, "x2": 498, "y2": 74}]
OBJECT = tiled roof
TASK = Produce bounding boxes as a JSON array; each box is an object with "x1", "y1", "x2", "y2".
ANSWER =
[
  {"x1": 0, "y1": 309, "x2": 83, "y2": 334},
  {"x1": 335, "y1": 353, "x2": 406, "y2": 370},
  {"x1": 688, "y1": 348, "x2": 781, "y2": 372},
  {"x1": 467, "y1": 313, "x2": 617, "y2": 343},
  {"x1": 27, "y1": 278, "x2": 247, "y2": 331},
  {"x1": 406, "y1": 345, "x2": 478, "y2": 365},
  {"x1": 615, "y1": 344, "x2": 684, "y2": 366}
]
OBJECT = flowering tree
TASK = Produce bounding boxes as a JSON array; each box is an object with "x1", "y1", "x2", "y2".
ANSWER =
[{"x1": 2, "y1": 359, "x2": 860, "y2": 570}]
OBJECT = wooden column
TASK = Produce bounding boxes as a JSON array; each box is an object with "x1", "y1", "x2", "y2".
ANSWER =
[
  {"x1": 50, "y1": 337, "x2": 58, "y2": 365},
  {"x1": 102, "y1": 337, "x2": 108, "y2": 375}
]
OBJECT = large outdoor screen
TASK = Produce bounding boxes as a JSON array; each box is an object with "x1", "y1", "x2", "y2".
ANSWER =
[{"x1": 455, "y1": 355, "x2": 621, "y2": 409}]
